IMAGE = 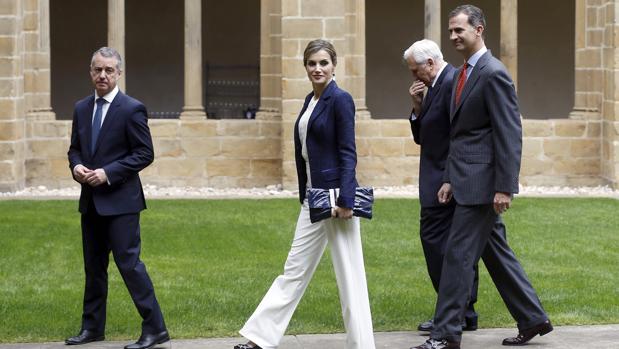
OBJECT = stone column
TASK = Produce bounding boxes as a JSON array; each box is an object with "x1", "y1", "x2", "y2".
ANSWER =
[
  {"x1": 279, "y1": 0, "x2": 348, "y2": 189},
  {"x1": 500, "y1": 0, "x2": 518, "y2": 88},
  {"x1": 424, "y1": 0, "x2": 440, "y2": 46},
  {"x1": 179, "y1": 0, "x2": 207, "y2": 119},
  {"x1": 108, "y1": 0, "x2": 126, "y2": 91},
  {"x1": 345, "y1": 0, "x2": 371, "y2": 119},
  {"x1": 256, "y1": 0, "x2": 282, "y2": 120},
  {"x1": 24, "y1": 0, "x2": 55, "y2": 120},
  {"x1": 598, "y1": 0, "x2": 619, "y2": 188},
  {"x1": 0, "y1": 0, "x2": 26, "y2": 191},
  {"x1": 569, "y1": 0, "x2": 603, "y2": 120}
]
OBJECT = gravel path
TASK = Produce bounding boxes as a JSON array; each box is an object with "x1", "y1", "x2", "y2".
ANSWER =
[{"x1": 1, "y1": 184, "x2": 618, "y2": 199}]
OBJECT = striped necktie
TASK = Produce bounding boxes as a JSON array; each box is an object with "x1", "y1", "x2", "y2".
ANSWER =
[{"x1": 455, "y1": 63, "x2": 468, "y2": 106}]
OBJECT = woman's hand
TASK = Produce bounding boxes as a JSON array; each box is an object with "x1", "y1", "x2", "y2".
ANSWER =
[{"x1": 331, "y1": 206, "x2": 353, "y2": 219}]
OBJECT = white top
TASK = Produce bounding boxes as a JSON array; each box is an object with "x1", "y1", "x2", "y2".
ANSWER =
[
  {"x1": 431, "y1": 62, "x2": 448, "y2": 88},
  {"x1": 92, "y1": 85, "x2": 119, "y2": 127},
  {"x1": 298, "y1": 96, "x2": 320, "y2": 188}
]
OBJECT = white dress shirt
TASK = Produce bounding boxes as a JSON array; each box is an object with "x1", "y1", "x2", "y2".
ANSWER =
[
  {"x1": 74, "y1": 86, "x2": 120, "y2": 183},
  {"x1": 465, "y1": 46, "x2": 488, "y2": 80},
  {"x1": 92, "y1": 85, "x2": 119, "y2": 127}
]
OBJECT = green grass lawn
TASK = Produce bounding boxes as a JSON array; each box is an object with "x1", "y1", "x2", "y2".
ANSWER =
[{"x1": 0, "y1": 198, "x2": 618, "y2": 342}]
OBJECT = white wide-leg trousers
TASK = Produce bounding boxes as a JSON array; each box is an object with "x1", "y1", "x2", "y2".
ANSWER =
[{"x1": 239, "y1": 202, "x2": 376, "y2": 349}]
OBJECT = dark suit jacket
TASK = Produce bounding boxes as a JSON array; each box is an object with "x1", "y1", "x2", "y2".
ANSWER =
[
  {"x1": 445, "y1": 50, "x2": 522, "y2": 205},
  {"x1": 294, "y1": 81, "x2": 359, "y2": 208},
  {"x1": 410, "y1": 64, "x2": 456, "y2": 208},
  {"x1": 68, "y1": 91, "x2": 154, "y2": 216}
]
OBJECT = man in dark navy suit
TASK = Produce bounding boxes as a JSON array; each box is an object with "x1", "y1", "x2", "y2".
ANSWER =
[
  {"x1": 403, "y1": 39, "x2": 478, "y2": 333},
  {"x1": 66, "y1": 47, "x2": 169, "y2": 349}
]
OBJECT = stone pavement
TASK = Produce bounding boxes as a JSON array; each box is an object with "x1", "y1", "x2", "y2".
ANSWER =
[{"x1": 1, "y1": 325, "x2": 617, "y2": 349}]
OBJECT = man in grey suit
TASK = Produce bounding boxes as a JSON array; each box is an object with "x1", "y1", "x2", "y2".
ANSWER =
[{"x1": 412, "y1": 5, "x2": 553, "y2": 349}]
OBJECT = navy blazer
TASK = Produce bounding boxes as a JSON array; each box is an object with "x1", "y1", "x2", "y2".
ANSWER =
[
  {"x1": 68, "y1": 92, "x2": 154, "y2": 215},
  {"x1": 294, "y1": 81, "x2": 358, "y2": 208},
  {"x1": 410, "y1": 64, "x2": 455, "y2": 208},
  {"x1": 445, "y1": 50, "x2": 522, "y2": 205}
]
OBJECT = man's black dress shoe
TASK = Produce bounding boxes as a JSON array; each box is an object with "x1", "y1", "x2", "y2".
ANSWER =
[
  {"x1": 65, "y1": 329, "x2": 104, "y2": 345},
  {"x1": 463, "y1": 316, "x2": 478, "y2": 331},
  {"x1": 411, "y1": 338, "x2": 461, "y2": 349},
  {"x1": 417, "y1": 318, "x2": 477, "y2": 332},
  {"x1": 417, "y1": 319, "x2": 434, "y2": 332},
  {"x1": 234, "y1": 344, "x2": 262, "y2": 349},
  {"x1": 124, "y1": 331, "x2": 170, "y2": 349},
  {"x1": 502, "y1": 320, "x2": 553, "y2": 346}
]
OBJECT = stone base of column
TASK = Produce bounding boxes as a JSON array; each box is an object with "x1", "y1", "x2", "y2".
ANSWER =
[
  {"x1": 179, "y1": 106, "x2": 207, "y2": 120},
  {"x1": 569, "y1": 108, "x2": 601, "y2": 120},
  {"x1": 355, "y1": 107, "x2": 372, "y2": 119},
  {"x1": 26, "y1": 110, "x2": 56, "y2": 121},
  {"x1": 256, "y1": 108, "x2": 281, "y2": 120}
]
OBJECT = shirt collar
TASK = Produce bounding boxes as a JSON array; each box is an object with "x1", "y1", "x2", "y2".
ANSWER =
[
  {"x1": 466, "y1": 45, "x2": 488, "y2": 68},
  {"x1": 431, "y1": 62, "x2": 448, "y2": 88},
  {"x1": 94, "y1": 85, "x2": 119, "y2": 104}
]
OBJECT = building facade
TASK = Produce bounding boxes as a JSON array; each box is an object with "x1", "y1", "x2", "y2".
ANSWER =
[{"x1": 1, "y1": 0, "x2": 618, "y2": 191}]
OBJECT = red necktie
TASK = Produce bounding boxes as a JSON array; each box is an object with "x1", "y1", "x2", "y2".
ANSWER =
[{"x1": 455, "y1": 63, "x2": 468, "y2": 105}]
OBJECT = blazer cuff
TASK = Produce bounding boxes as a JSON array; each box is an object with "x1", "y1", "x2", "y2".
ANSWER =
[{"x1": 336, "y1": 195, "x2": 355, "y2": 209}]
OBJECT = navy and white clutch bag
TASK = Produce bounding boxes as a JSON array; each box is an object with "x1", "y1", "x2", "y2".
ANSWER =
[{"x1": 306, "y1": 187, "x2": 374, "y2": 223}]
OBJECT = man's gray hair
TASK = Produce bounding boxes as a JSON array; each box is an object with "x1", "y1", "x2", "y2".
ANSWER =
[
  {"x1": 90, "y1": 47, "x2": 123, "y2": 71},
  {"x1": 403, "y1": 39, "x2": 443, "y2": 65}
]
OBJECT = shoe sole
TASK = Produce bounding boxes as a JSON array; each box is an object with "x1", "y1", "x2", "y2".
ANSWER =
[
  {"x1": 502, "y1": 325, "x2": 553, "y2": 346},
  {"x1": 418, "y1": 326, "x2": 477, "y2": 332},
  {"x1": 148, "y1": 336, "x2": 171, "y2": 349},
  {"x1": 539, "y1": 324, "x2": 553, "y2": 336},
  {"x1": 126, "y1": 336, "x2": 170, "y2": 349},
  {"x1": 65, "y1": 336, "x2": 105, "y2": 345}
]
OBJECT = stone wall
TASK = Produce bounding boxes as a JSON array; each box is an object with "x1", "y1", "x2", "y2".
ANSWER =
[
  {"x1": 24, "y1": 119, "x2": 283, "y2": 189},
  {"x1": 146, "y1": 120, "x2": 281, "y2": 188},
  {"x1": 598, "y1": 0, "x2": 619, "y2": 186},
  {"x1": 0, "y1": 0, "x2": 26, "y2": 192},
  {"x1": 19, "y1": 117, "x2": 605, "y2": 190},
  {"x1": 521, "y1": 119, "x2": 602, "y2": 186}
]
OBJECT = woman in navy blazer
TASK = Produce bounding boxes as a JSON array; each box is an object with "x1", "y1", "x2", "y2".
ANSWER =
[{"x1": 235, "y1": 40, "x2": 375, "y2": 349}]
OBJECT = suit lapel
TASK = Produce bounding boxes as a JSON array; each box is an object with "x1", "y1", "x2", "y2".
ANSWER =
[
  {"x1": 420, "y1": 86, "x2": 434, "y2": 117},
  {"x1": 307, "y1": 81, "x2": 336, "y2": 131},
  {"x1": 450, "y1": 51, "x2": 490, "y2": 121},
  {"x1": 92, "y1": 92, "x2": 123, "y2": 156},
  {"x1": 83, "y1": 97, "x2": 95, "y2": 158},
  {"x1": 420, "y1": 64, "x2": 451, "y2": 119}
]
